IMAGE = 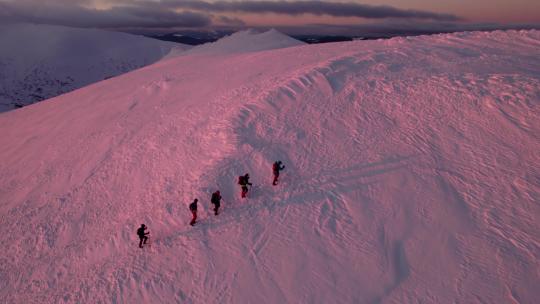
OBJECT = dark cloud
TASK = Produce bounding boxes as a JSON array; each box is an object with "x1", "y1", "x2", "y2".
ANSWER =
[
  {"x1": 0, "y1": 0, "x2": 462, "y2": 31},
  {"x1": 1, "y1": 0, "x2": 535, "y2": 38},
  {"x1": 266, "y1": 20, "x2": 540, "y2": 37},
  {"x1": 163, "y1": 0, "x2": 461, "y2": 21},
  {"x1": 0, "y1": 1, "x2": 211, "y2": 28},
  {"x1": 1, "y1": 0, "x2": 536, "y2": 43}
]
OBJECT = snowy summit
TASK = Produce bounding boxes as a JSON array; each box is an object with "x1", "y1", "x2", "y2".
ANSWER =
[
  {"x1": 0, "y1": 29, "x2": 539, "y2": 303},
  {"x1": 185, "y1": 29, "x2": 306, "y2": 56}
]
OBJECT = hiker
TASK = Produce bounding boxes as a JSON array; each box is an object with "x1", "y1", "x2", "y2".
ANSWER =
[
  {"x1": 189, "y1": 199, "x2": 198, "y2": 226},
  {"x1": 211, "y1": 190, "x2": 222, "y2": 215},
  {"x1": 137, "y1": 224, "x2": 150, "y2": 248},
  {"x1": 238, "y1": 173, "x2": 252, "y2": 198},
  {"x1": 272, "y1": 161, "x2": 285, "y2": 185}
]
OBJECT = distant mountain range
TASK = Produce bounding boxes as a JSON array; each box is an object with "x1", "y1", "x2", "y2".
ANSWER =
[
  {"x1": 149, "y1": 30, "x2": 233, "y2": 45},
  {"x1": 148, "y1": 31, "x2": 386, "y2": 45}
]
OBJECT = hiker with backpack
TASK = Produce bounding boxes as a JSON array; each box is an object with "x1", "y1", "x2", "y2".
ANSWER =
[
  {"x1": 238, "y1": 173, "x2": 252, "y2": 198},
  {"x1": 272, "y1": 161, "x2": 285, "y2": 185},
  {"x1": 211, "y1": 190, "x2": 222, "y2": 215},
  {"x1": 137, "y1": 224, "x2": 150, "y2": 248},
  {"x1": 189, "y1": 199, "x2": 198, "y2": 226}
]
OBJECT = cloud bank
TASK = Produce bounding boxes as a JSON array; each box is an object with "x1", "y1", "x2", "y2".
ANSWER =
[
  {"x1": 0, "y1": 1, "x2": 211, "y2": 28},
  {"x1": 166, "y1": 0, "x2": 461, "y2": 21},
  {"x1": 0, "y1": 0, "x2": 462, "y2": 30}
]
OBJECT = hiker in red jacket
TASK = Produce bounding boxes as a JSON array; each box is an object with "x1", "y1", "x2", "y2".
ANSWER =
[
  {"x1": 272, "y1": 161, "x2": 285, "y2": 185},
  {"x1": 238, "y1": 173, "x2": 252, "y2": 198},
  {"x1": 189, "y1": 199, "x2": 198, "y2": 226}
]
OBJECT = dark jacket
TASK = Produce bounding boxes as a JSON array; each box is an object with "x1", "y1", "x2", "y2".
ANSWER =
[
  {"x1": 273, "y1": 162, "x2": 285, "y2": 174},
  {"x1": 189, "y1": 201, "x2": 198, "y2": 212},
  {"x1": 137, "y1": 226, "x2": 148, "y2": 238},
  {"x1": 239, "y1": 175, "x2": 252, "y2": 186},
  {"x1": 211, "y1": 192, "x2": 221, "y2": 205}
]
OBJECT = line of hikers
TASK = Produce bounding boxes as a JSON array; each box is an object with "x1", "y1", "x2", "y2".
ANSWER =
[{"x1": 137, "y1": 161, "x2": 285, "y2": 248}]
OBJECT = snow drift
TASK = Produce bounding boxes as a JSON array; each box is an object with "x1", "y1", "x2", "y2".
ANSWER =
[
  {"x1": 0, "y1": 29, "x2": 539, "y2": 303},
  {"x1": 0, "y1": 23, "x2": 189, "y2": 112}
]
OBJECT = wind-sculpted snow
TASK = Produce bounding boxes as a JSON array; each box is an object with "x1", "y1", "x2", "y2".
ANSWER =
[
  {"x1": 0, "y1": 30, "x2": 539, "y2": 303},
  {"x1": 0, "y1": 24, "x2": 189, "y2": 112}
]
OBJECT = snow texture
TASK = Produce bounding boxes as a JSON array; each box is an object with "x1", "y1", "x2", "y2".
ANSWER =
[
  {"x1": 0, "y1": 23, "x2": 189, "y2": 112},
  {"x1": 0, "y1": 29, "x2": 539, "y2": 303}
]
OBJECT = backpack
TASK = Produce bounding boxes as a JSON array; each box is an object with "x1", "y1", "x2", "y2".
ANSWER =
[{"x1": 238, "y1": 176, "x2": 245, "y2": 185}]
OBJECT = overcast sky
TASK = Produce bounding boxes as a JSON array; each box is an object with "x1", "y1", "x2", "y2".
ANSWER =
[{"x1": 1, "y1": 0, "x2": 538, "y2": 35}]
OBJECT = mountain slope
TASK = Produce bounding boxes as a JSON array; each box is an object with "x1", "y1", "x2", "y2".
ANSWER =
[
  {"x1": 0, "y1": 23, "x2": 189, "y2": 112},
  {"x1": 0, "y1": 30, "x2": 539, "y2": 303}
]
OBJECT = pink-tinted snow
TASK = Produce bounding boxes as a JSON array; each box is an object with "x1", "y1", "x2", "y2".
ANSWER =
[{"x1": 0, "y1": 29, "x2": 539, "y2": 303}]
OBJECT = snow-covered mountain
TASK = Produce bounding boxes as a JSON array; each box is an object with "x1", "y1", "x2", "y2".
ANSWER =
[
  {"x1": 0, "y1": 29, "x2": 539, "y2": 303},
  {"x1": 184, "y1": 28, "x2": 306, "y2": 56},
  {"x1": 0, "y1": 23, "x2": 189, "y2": 112}
]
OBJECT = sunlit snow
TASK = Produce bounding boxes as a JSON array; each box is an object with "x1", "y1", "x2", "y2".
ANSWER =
[{"x1": 0, "y1": 28, "x2": 539, "y2": 303}]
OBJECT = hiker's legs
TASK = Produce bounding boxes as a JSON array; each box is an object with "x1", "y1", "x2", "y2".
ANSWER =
[{"x1": 190, "y1": 211, "x2": 197, "y2": 225}]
